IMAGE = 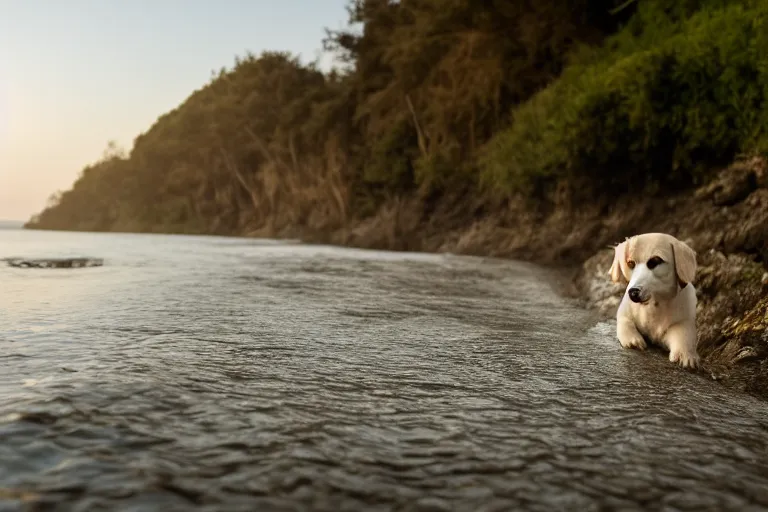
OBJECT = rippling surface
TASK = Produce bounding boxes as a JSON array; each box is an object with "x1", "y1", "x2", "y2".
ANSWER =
[{"x1": 2, "y1": 229, "x2": 768, "y2": 511}]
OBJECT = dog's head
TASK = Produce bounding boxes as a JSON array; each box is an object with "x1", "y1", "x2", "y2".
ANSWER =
[{"x1": 608, "y1": 233, "x2": 696, "y2": 304}]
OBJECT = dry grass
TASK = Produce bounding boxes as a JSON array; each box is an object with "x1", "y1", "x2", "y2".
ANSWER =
[{"x1": 234, "y1": 135, "x2": 351, "y2": 238}]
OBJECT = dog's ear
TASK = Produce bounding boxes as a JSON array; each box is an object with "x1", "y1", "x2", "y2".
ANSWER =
[
  {"x1": 609, "y1": 240, "x2": 630, "y2": 284},
  {"x1": 671, "y1": 240, "x2": 697, "y2": 287}
]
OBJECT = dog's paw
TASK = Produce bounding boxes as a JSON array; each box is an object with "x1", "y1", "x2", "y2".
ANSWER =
[
  {"x1": 619, "y1": 334, "x2": 647, "y2": 350},
  {"x1": 669, "y1": 348, "x2": 700, "y2": 369}
]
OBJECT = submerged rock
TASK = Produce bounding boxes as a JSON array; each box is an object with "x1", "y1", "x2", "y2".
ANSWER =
[{"x1": 3, "y1": 258, "x2": 104, "y2": 269}]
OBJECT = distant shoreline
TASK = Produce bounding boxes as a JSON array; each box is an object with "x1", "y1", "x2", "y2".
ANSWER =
[{"x1": 0, "y1": 220, "x2": 24, "y2": 229}]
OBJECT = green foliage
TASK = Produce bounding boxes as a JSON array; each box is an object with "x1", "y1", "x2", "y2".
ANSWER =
[
  {"x1": 482, "y1": 0, "x2": 768, "y2": 197},
  {"x1": 328, "y1": 0, "x2": 633, "y2": 196},
  {"x1": 27, "y1": 0, "x2": 768, "y2": 235}
]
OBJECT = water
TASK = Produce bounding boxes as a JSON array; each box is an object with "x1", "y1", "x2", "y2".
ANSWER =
[{"x1": 2, "y1": 229, "x2": 768, "y2": 511}]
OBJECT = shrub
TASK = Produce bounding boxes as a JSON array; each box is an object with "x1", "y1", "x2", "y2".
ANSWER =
[{"x1": 481, "y1": 0, "x2": 768, "y2": 198}]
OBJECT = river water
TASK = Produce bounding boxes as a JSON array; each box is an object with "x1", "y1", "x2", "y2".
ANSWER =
[{"x1": 2, "y1": 228, "x2": 768, "y2": 511}]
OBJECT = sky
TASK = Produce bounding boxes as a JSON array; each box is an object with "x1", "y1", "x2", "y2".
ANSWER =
[{"x1": 0, "y1": 0, "x2": 351, "y2": 221}]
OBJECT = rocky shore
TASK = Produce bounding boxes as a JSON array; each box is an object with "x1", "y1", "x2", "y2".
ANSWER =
[
  {"x1": 576, "y1": 242, "x2": 767, "y2": 392},
  {"x1": 560, "y1": 156, "x2": 768, "y2": 398},
  {"x1": 287, "y1": 156, "x2": 768, "y2": 399}
]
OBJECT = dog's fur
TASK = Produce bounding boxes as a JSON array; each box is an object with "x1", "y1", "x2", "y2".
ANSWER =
[{"x1": 608, "y1": 233, "x2": 699, "y2": 368}]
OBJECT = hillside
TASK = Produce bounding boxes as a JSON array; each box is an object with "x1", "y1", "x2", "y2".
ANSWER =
[{"x1": 25, "y1": 1, "x2": 768, "y2": 396}]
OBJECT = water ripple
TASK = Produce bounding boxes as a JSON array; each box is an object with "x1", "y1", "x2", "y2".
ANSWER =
[{"x1": 1, "y1": 231, "x2": 768, "y2": 510}]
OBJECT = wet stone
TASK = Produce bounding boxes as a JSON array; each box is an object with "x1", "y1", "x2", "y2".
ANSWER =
[{"x1": 3, "y1": 257, "x2": 104, "y2": 269}]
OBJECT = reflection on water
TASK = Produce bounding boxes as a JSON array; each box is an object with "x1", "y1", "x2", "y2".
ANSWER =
[{"x1": 2, "y1": 229, "x2": 768, "y2": 511}]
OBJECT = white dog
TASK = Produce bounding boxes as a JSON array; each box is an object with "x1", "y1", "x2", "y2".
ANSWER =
[{"x1": 608, "y1": 233, "x2": 699, "y2": 368}]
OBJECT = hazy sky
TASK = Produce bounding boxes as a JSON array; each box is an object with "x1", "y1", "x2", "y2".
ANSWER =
[{"x1": 0, "y1": 0, "x2": 350, "y2": 221}]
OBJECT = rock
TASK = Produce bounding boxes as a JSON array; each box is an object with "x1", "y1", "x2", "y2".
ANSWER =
[
  {"x1": 715, "y1": 296, "x2": 768, "y2": 364},
  {"x1": 694, "y1": 159, "x2": 759, "y2": 206},
  {"x1": 685, "y1": 251, "x2": 767, "y2": 384},
  {"x1": 574, "y1": 248, "x2": 624, "y2": 319},
  {"x1": 747, "y1": 155, "x2": 768, "y2": 188},
  {"x1": 3, "y1": 258, "x2": 104, "y2": 269},
  {"x1": 0, "y1": 488, "x2": 40, "y2": 502},
  {"x1": 721, "y1": 189, "x2": 768, "y2": 261}
]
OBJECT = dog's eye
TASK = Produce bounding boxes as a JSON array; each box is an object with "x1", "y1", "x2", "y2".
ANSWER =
[
  {"x1": 647, "y1": 256, "x2": 664, "y2": 269},
  {"x1": 627, "y1": 260, "x2": 636, "y2": 269}
]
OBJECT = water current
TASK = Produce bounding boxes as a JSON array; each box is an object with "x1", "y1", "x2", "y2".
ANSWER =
[{"x1": 2, "y1": 229, "x2": 768, "y2": 511}]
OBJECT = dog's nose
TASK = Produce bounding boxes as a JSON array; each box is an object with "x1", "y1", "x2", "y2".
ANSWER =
[{"x1": 628, "y1": 287, "x2": 642, "y2": 303}]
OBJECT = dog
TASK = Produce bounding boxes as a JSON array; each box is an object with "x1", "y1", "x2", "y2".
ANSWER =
[{"x1": 608, "y1": 233, "x2": 699, "y2": 368}]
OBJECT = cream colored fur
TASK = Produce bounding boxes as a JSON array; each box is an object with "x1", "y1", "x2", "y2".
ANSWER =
[{"x1": 608, "y1": 233, "x2": 699, "y2": 368}]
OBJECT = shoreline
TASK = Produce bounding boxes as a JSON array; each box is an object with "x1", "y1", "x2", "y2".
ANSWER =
[
  {"x1": 264, "y1": 156, "x2": 768, "y2": 401},
  {"x1": 20, "y1": 158, "x2": 768, "y2": 400},
  {"x1": 19, "y1": 219, "x2": 768, "y2": 400}
]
